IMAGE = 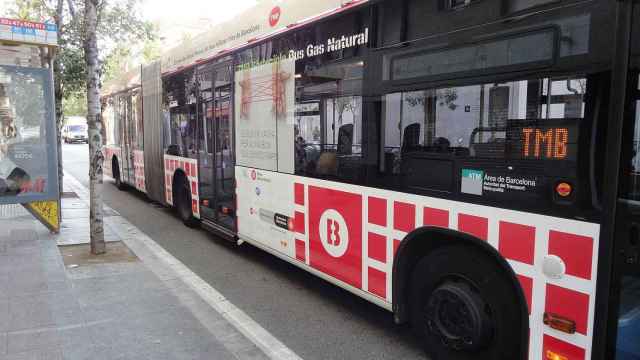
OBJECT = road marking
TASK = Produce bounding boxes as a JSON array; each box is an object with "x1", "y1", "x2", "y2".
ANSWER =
[{"x1": 63, "y1": 171, "x2": 303, "y2": 360}]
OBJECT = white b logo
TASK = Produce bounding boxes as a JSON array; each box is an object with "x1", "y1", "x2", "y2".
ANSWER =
[{"x1": 319, "y1": 209, "x2": 349, "y2": 258}]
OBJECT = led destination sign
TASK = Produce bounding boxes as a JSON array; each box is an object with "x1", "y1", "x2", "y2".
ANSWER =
[
  {"x1": 511, "y1": 121, "x2": 578, "y2": 161},
  {"x1": 521, "y1": 127, "x2": 570, "y2": 160},
  {"x1": 473, "y1": 119, "x2": 579, "y2": 161}
]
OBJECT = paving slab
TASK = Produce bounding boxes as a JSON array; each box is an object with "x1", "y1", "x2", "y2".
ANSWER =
[{"x1": 0, "y1": 171, "x2": 287, "y2": 360}]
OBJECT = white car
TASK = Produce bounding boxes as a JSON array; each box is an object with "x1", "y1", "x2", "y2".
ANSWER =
[{"x1": 63, "y1": 124, "x2": 88, "y2": 144}]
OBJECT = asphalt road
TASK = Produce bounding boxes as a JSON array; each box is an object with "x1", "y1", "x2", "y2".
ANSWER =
[{"x1": 61, "y1": 143, "x2": 426, "y2": 360}]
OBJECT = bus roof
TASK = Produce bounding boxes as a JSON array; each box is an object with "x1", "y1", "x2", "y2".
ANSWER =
[
  {"x1": 159, "y1": 0, "x2": 368, "y2": 75},
  {"x1": 102, "y1": 0, "x2": 368, "y2": 96}
]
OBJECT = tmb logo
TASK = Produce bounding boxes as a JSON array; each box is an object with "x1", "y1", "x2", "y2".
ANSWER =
[
  {"x1": 319, "y1": 209, "x2": 348, "y2": 258},
  {"x1": 269, "y1": 6, "x2": 281, "y2": 27}
]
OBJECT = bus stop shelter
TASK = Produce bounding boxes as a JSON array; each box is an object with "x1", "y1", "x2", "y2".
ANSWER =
[{"x1": 0, "y1": 18, "x2": 60, "y2": 232}]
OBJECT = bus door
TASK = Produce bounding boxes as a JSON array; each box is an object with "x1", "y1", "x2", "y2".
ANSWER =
[
  {"x1": 613, "y1": 4, "x2": 640, "y2": 359},
  {"x1": 212, "y1": 87, "x2": 234, "y2": 230},
  {"x1": 119, "y1": 94, "x2": 134, "y2": 184},
  {"x1": 198, "y1": 62, "x2": 235, "y2": 232},
  {"x1": 124, "y1": 91, "x2": 137, "y2": 184}
]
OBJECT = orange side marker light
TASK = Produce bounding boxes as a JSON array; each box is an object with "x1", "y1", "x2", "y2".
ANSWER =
[
  {"x1": 543, "y1": 312, "x2": 576, "y2": 334},
  {"x1": 546, "y1": 350, "x2": 568, "y2": 360}
]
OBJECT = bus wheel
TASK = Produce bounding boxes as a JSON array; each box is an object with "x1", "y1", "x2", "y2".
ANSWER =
[
  {"x1": 175, "y1": 175, "x2": 198, "y2": 228},
  {"x1": 409, "y1": 246, "x2": 523, "y2": 360},
  {"x1": 113, "y1": 158, "x2": 126, "y2": 191}
]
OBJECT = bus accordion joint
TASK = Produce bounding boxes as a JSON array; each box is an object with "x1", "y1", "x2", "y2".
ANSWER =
[{"x1": 543, "y1": 312, "x2": 576, "y2": 334}]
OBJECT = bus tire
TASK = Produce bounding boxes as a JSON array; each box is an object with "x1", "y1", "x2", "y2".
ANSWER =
[
  {"x1": 174, "y1": 175, "x2": 198, "y2": 228},
  {"x1": 113, "y1": 158, "x2": 126, "y2": 191},
  {"x1": 409, "y1": 245, "x2": 523, "y2": 360}
]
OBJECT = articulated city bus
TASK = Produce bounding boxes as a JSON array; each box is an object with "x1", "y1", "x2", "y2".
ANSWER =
[{"x1": 100, "y1": 0, "x2": 640, "y2": 359}]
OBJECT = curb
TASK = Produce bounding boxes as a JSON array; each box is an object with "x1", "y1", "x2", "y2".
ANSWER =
[{"x1": 62, "y1": 171, "x2": 303, "y2": 360}]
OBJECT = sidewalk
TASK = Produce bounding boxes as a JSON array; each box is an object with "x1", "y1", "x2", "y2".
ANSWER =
[{"x1": 0, "y1": 173, "x2": 299, "y2": 360}]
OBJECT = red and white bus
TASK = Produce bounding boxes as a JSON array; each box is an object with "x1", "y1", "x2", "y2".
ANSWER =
[{"x1": 101, "y1": 0, "x2": 640, "y2": 359}]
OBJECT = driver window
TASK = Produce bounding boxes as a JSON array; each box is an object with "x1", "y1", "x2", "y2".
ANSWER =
[{"x1": 381, "y1": 77, "x2": 586, "y2": 191}]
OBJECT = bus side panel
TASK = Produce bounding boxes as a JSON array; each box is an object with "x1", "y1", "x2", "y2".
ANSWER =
[
  {"x1": 141, "y1": 61, "x2": 167, "y2": 204},
  {"x1": 164, "y1": 154, "x2": 200, "y2": 219},
  {"x1": 236, "y1": 166, "x2": 600, "y2": 360},
  {"x1": 133, "y1": 149, "x2": 146, "y2": 193}
]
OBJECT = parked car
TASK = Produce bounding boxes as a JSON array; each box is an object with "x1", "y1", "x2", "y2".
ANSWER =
[{"x1": 63, "y1": 124, "x2": 88, "y2": 143}]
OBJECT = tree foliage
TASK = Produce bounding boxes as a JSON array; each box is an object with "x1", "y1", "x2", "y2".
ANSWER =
[{"x1": 3, "y1": 0, "x2": 155, "y2": 117}]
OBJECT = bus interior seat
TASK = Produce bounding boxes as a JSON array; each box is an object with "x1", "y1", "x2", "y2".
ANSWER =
[
  {"x1": 470, "y1": 131, "x2": 506, "y2": 158},
  {"x1": 401, "y1": 123, "x2": 420, "y2": 153},
  {"x1": 432, "y1": 137, "x2": 451, "y2": 152},
  {"x1": 337, "y1": 124, "x2": 353, "y2": 155}
]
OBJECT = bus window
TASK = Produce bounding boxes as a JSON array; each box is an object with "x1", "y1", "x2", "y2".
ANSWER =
[
  {"x1": 382, "y1": 76, "x2": 586, "y2": 193},
  {"x1": 163, "y1": 70, "x2": 198, "y2": 158},
  {"x1": 613, "y1": 6, "x2": 640, "y2": 358},
  {"x1": 294, "y1": 60, "x2": 365, "y2": 182}
]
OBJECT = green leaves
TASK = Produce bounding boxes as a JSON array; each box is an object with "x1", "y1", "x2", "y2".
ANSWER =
[{"x1": 3, "y1": 0, "x2": 156, "y2": 117}]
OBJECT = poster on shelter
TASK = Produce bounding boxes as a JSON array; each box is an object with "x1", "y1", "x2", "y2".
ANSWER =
[{"x1": 0, "y1": 65, "x2": 57, "y2": 203}]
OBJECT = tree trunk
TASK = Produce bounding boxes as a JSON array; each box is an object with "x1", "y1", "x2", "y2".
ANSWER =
[{"x1": 84, "y1": 0, "x2": 106, "y2": 255}]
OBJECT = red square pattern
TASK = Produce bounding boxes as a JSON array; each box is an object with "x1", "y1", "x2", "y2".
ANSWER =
[
  {"x1": 295, "y1": 239, "x2": 306, "y2": 262},
  {"x1": 423, "y1": 207, "x2": 449, "y2": 228},
  {"x1": 368, "y1": 197, "x2": 387, "y2": 227},
  {"x1": 191, "y1": 165, "x2": 197, "y2": 178},
  {"x1": 294, "y1": 211, "x2": 305, "y2": 235},
  {"x1": 516, "y1": 274, "x2": 533, "y2": 315},
  {"x1": 393, "y1": 239, "x2": 401, "y2": 257},
  {"x1": 368, "y1": 267, "x2": 386, "y2": 299},
  {"x1": 185, "y1": 162, "x2": 190, "y2": 176},
  {"x1": 294, "y1": 183, "x2": 305, "y2": 206},
  {"x1": 368, "y1": 232, "x2": 386, "y2": 263},
  {"x1": 192, "y1": 199, "x2": 198, "y2": 214},
  {"x1": 498, "y1": 221, "x2": 536, "y2": 265},
  {"x1": 543, "y1": 335, "x2": 585, "y2": 360},
  {"x1": 394, "y1": 202, "x2": 415, "y2": 232},
  {"x1": 548, "y1": 231, "x2": 593, "y2": 280},
  {"x1": 545, "y1": 284, "x2": 589, "y2": 335},
  {"x1": 458, "y1": 214, "x2": 488, "y2": 240},
  {"x1": 308, "y1": 186, "x2": 362, "y2": 289},
  {"x1": 191, "y1": 181, "x2": 198, "y2": 196}
]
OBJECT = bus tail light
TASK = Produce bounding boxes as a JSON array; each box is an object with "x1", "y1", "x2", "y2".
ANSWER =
[
  {"x1": 545, "y1": 350, "x2": 568, "y2": 360},
  {"x1": 543, "y1": 312, "x2": 576, "y2": 334}
]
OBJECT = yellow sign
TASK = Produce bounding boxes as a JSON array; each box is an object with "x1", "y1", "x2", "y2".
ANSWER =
[{"x1": 24, "y1": 200, "x2": 60, "y2": 233}]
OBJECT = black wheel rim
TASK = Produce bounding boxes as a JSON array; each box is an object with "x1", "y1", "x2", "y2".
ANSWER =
[{"x1": 424, "y1": 280, "x2": 493, "y2": 352}]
